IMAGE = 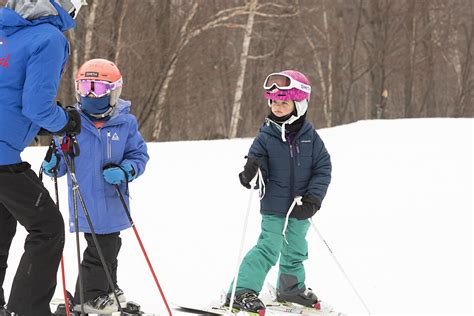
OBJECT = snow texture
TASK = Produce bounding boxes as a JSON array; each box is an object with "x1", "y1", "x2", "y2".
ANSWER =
[{"x1": 2, "y1": 118, "x2": 472, "y2": 316}]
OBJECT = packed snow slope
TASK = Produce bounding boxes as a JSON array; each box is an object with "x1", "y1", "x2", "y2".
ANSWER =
[{"x1": 3, "y1": 118, "x2": 473, "y2": 316}]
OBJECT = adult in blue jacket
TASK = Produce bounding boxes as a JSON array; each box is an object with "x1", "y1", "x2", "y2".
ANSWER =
[
  {"x1": 43, "y1": 59, "x2": 149, "y2": 314},
  {"x1": 225, "y1": 71, "x2": 332, "y2": 314},
  {"x1": 0, "y1": 1, "x2": 86, "y2": 315}
]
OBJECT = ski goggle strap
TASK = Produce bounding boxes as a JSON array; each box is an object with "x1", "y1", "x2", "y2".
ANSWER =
[
  {"x1": 75, "y1": 79, "x2": 123, "y2": 97},
  {"x1": 263, "y1": 73, "x2": 311, "y2": 94}
]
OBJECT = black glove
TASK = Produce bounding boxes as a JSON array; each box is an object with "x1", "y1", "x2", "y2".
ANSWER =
[
  {"x1": 54, "y1": 106, "x2": 81, "y2": 136},
  {"x1": 292, "y1": 193, "x2": 322, "y2": 220},
  {"x1": 238, "y1": 156, "x2": 259, "y2": 189}
]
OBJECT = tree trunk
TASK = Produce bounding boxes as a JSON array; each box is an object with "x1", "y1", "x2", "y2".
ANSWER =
[
  {"x1": 404, "y1": 1, "x2": 416, "y2": 117},
  {"x1": 228, "y1": 0, "x2": 258, "y2": 138},
  {"x1": 114, "y1": 0, "x2": 129, "y2": 65},
  {"x1": 83, "y1": 0, "x2": 99, "y2": 61}
]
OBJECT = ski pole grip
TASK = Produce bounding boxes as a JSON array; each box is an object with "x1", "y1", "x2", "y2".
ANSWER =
[
  {"x1": 295, "y1": 196, "x2": 303, "y2": 206},
  {"x1": 103, "y1": 163, "x2": 121, "y2": 171},
  {"x1": 249, "y1": 169, "x2": 259, "y2": 188},
  {"x1": 103, "y1": 163, "x2": 129, "y2": 181}
]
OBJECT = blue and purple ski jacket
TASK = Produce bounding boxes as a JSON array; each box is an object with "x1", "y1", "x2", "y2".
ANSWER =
[{"x1": 56, "y1": 99, "x2": 149, "y2": 234}]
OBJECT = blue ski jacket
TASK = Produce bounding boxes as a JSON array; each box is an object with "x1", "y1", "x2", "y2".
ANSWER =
[
  {"x1": 56, "y1": 99, "x2": 149, "y2": 234},
  {"x1": 0, "y1": 1, "x2": 75, "y2": 165},
  {"x1": 248, "y1": 119, "x2": 332, "y2": 217}
]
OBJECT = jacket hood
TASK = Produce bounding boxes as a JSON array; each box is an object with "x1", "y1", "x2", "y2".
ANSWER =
[
  {"x1": 114, "y1": 98, "x2": 131, "y2": 115},
  {"x1": 0, "y1": 0, "x2": 75, "y2": 35}
]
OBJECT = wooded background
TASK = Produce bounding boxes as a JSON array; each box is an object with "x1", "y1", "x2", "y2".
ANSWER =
[{"x1": 4, "y1": 0, "x2": 473, "y2": 141}]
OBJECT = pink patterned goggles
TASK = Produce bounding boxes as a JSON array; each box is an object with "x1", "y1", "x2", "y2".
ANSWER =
[
  {"x1": 75, "y1": 79, "x2": 123, "y2": 97},
  {"x1": 264, "y1": 88, "x2": 309, "y2": 102}
]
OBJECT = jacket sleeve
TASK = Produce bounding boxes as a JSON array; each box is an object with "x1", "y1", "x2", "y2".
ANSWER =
[
  {"x1": 121, "y1": 115, "x2": 149, "y2": 178},
  {"x1": 22, "y1": 32, "x2": 68, "y2": 132},
  {"x1": 307, "y1": 130, "x2": 332, "y2": 204},
  {"x1": 248, "y1": 132, "x2": 269, "y2": 179}
]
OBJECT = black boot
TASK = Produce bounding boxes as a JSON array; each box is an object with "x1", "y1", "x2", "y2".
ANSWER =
[
  {"x1": 0, "y1": 306, "x2": 10, "y2": 316},
  {"x1": 225, "y1": 291, "x2": 266, "y2": 314},
  {"x1": 277, "y1": 287, "x2": 319, "y2": 307}
]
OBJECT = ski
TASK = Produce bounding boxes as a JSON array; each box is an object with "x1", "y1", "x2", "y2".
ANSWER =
[
  {"x1": 172, "y1": 303, "x2": 228, "y2": 315},
  {"x1": 175, "y1": 282, "x2": 345, "y2": 316},
  {"x1": 51, "y1": 297, "x2": 155, "y2": 315},
  {"x1": 264, "y1": 301, "x2": 346, "y2": 316},
  {"x1": 173, "y1": 303, "x2": 263, "y2": 316},
  {"x1": 173, "y1": 302, "x2": 344, "y2": 316},
  {"x1": 261, "y1": 284, "x2": 346, "y2": 316}
]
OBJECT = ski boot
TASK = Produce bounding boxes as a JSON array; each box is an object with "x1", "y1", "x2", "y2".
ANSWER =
[
  {"x1": 225, "y1": 291, "x2": 266, "y2": 316},
  {"x1": 121, "y1": 301, "x2": 145, "y2": 315},
  {"x1": 276, "y1": 287, "x2": 320, "y2": 309},
  {"x1": 52, "y1": 291, "x2": 76, "y2": 315},
  {"x1": 74, "y1": 294, "x2": 118, "y2": 314},
  {"x1": 108, "y1": 286, "x2": 127, "y2": 305},
  {"x1": 0, "y1": 306, "x2": 10, "y2": 316}
]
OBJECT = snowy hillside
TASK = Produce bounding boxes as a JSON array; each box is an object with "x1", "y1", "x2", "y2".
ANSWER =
[{"x1": 2, "y1": 118, "x2": 473, "y2": 316}]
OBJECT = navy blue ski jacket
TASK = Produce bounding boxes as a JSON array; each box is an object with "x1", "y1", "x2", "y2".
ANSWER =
[
  {"x1": 0, "y1": 1, "x2": 74, "y2": 165},
  {"x1": 55, "y1": 99, "x2": 149, "y2": 234},
  {"x1": 248, "y1": 119, "x2": 332, "y2": 217}
]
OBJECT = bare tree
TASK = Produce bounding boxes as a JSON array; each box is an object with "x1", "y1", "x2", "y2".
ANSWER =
[
  {"x1": 83, "y1": 0, "x2": 99, "y2": 61},
  {"x1": 5, "y1": 0, "x2": 468, "y2": 143},
  {"x1": 228, "y1": 0, "x2": 258, "y2": 138}
]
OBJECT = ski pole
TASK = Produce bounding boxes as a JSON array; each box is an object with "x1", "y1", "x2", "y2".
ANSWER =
[
  {"x1": 103, "y1": 163, "x2": 173, "y2": 316},
  {"x1": 228, "y1": 169, "x2": 261, "y2": 314},
  {"x1": 54, "y1": 165, "x2": 72, "y2": 316},
  {"x1": 58, "y1": 136, "x2": 124, "y2": 315},
  {"x1": 40, "y1": 139, "x2": 71, "y2": 316},
  {"x1": 57, "y1": 136, "x2": 85, "y2": 315},
  {"x1": 59, "y1": 257, "x2": 71, "y2": 316},
  {"x1": 309, "y1": 219, "x2": 372, "y2": 315}
]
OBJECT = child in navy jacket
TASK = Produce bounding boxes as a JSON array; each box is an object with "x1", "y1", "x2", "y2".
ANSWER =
[{"x1": 226, "y1": 70, "x2": 332, "y2": 314}]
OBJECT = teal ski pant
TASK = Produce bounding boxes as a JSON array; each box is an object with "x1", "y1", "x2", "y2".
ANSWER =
[{"x1": 228, "y1": 215, "x2": 311, "y2": 296}]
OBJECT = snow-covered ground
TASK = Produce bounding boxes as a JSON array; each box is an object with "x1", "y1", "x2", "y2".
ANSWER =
[{"x1": 2, "y1": 118, "x2": 473, "y2": 316}]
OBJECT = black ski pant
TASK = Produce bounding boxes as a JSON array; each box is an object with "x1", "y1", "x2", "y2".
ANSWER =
[
  {"x1": 0, "y1": 162, "x2": 65, "y2": 316},
  {"x1": 74, "y1": 232, "x2": 121, "y2": 303}
]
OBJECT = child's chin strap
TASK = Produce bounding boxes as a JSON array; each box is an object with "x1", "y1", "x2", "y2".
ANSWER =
[{"x1": 282, "y1": 196, "x2": 303, "y2": 244}]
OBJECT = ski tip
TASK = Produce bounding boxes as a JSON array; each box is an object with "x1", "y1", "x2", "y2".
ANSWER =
[
  {"x1": 257, "y1": 309, "x2": 266, "y2": 316},
  {"x1": 312, "y1": 301, "x2": 321, "y2": 310}
]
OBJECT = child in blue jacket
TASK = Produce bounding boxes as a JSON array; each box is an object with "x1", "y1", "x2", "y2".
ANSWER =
[
  {"x1": 42, "y1": 59, "x2": 149, "y2": 314},
  {"x1": 225, "y1": 70, "x2": 332, "y2": 314}
]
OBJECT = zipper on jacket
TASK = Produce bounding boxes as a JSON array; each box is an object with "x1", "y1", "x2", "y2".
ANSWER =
[
  {"x1": 289, "y1": 142, "x2": 295, "y2": 198},
  {"x1": 296, "y1": 143, "x2": 301, "y2": 166},
  {"x1": 107, "y1": 130, "x2": 112, "y2": 159}
]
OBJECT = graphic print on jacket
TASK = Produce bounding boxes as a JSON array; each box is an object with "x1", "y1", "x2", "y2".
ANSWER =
[{"x1": 55, "y1": 99, "x2": 149, "y2": 234}]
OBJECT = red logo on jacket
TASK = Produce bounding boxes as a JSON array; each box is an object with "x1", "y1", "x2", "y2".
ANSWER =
[
  {"x1": 0, "y1": 35, "x2": 9, "y2": 68},
  {"x1": 0, "y1": 54, "x2": 10, "y2": 68}
]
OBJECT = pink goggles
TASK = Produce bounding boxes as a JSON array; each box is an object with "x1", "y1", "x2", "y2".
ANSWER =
[
  {"x1": 75, "y1": 79, "x2": 123, "y2": 97},
  {"x1": 263, "y1": 73, "x2": 311, "y2": 94},
  {"x1": 264, "y1": 88, "x2": 309, "y2": 102}
]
